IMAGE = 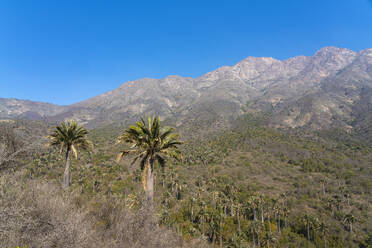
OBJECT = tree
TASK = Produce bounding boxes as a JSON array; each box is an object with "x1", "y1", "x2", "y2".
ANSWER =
[
  {"x1": 302, "y1": 214, "x2": 313, "y2": 243},
  {"x1": 248, "y1": 195, "x2": 259, "y2": 221},
  {"x1": 318, "y1": 221, "x2": 329, "y2": 248},
  {"x1": 272, "y1": 198, "x2": 281, "y2": 233},
  {"x1": 251, "y1": 220, "x2": 264, "y2": 247},
  {"x1": 206, "y1": 207, "x2": 219, "y2": 245},
  {"x1": 116, "y1": 116, "x2": 182, "y2": 210},
  {"x1": 217, "y1": 204, "x2": 225, "y2": 248},
  {"x1": 262, "y1": 232, "x2": 277, "y2": 248},
  {"x1": 343, "y1": 213, "x2": 356, "y2": 233},
  {"x1": 48, "y1": 120, "x2": 91, "y2": 188},
  {"x1": 282, "y1": 207, "x2": 290, "y2": 228},
  {"x1": 264, "y1": 200, "x2": 273, "y2": 233},
  {"x1": 198, "y1": 200, "x2": 208, "y2": 236},
  {"x1": 258, "y1": 193, "x2": 265, "y2": 224}
]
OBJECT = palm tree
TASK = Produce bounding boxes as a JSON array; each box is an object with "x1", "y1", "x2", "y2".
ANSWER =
[
  {"x1": 116, "y1": 116, "x2": 182, "y2": 210},
  {"x1": 248, "y1": 195, "x2": 259, "y2": 221},
  {"x1": 198, "y1": 200, "x2": 207, "y2": 236},
  {"x1": 318, "y1": 221, "x2": 329, "y2": 248},
  {"x1": 302, "y1": 214, "x2": 312, "y2": 243},
  {"x1": 206, "y1": 207, "x2": 219, "y2": 245},
  {"x1": 343, "y1": 213, "x2": 356, "y2": 233},
  {"x1": 254, "y1": 221, "x2": 264, "y2": 247},
  {"x1": 282, "y1": 207, "x2": 290, "y2": 228},
  {"x1": 262, "y1": 232, "x2": 277, "y2": 248},
  {"x1": 217, "y1": 204, "x2": 225, "y2": 248},
  {"x1": 250, "y1": 221, "x2": 258, "y2": 248},
  {"x1": 272, "y1": 198, "x2": 281, "y2": 233},
  {"x1": 257, "y1": 193, "x2": 265, "y2": 224},
  {"x1": 265, "y1": 200, "x2": 273, "y2": 233},
  {"x1": 229, "y1": 233, "x2": 243, "y2": 248},
  {"x1": 236, "y1": 202, "x2": 242, "y2": 239},
  {"x1": 48, "y1": 120, "x2": 91, "y2": 188}
]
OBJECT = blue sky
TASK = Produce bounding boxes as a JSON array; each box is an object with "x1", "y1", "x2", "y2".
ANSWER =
[{"x1": 1, "y1": 0, "x2": 371, "y2": 105}]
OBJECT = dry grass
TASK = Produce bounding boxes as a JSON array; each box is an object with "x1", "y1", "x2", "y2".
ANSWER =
[{"x1": 0, "y1": 170, "x2": 208, "y2": 248}]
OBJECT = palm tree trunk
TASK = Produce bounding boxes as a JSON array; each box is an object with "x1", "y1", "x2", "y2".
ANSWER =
[
  {"x1": 191, "y1": 205, "x2": 194, "y2": 223},
  {"x1": 307, "y1": 222, "x2": 310, "y2": 241},
  {"x1": 252, "y1": 227, "x2": 255, "y2": 248},
  {"x1": 219, "y1": 232, "x2": 223, "y2": 248},
  {"x1": 323, "y1": 234, "x2": 327, "y2": 248},
  {"x1": 284, "y1": 216, "x2": 287, "y2": 228},
  {"x1": 237, "y1": 209, "x2": 241, "y2": 236},
  {"x1": 278, "y1": 215, "x2": 281, "y2": 233},
  {"x1": 145, "y1": 158, "x2": 154, "y2": 211},
  {"x1": 261, "y1": 207, "x2": 264, "y2": 223},
  {"x1": 171, "y1": 176, "x2": 174, "y2": 192},
  {"x1": 349, "y1": 222, "x2": 352, "y2": 233},
  {"x1": 219, "y1": 216, "x2": 223, "y2": 248},
  {"x1": 268, "y1": 214, "x2": 272, "y2": 233},
  {"x1": 63, "y1": 146, "x2": 71, "y2": 188}
]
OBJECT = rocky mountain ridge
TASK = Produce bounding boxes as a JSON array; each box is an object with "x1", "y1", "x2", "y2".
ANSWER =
[
  {"x1": 0, "y1": 98, "x2": 65, "y2": 120},
  {"x1": 1, "y1": 47, "x2": 371, "y2": 135}
]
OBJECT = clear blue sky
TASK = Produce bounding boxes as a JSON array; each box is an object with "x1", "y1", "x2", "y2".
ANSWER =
[{"x1": 1, "y1": 0, "x2": 371, "y2": 105}]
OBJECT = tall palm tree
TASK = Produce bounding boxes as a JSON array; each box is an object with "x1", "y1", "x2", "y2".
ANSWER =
[
  {"x1": 343, "y1": 213, "x2": 356, "y2": 233},
  {"x1": 258, "y1": 194, "x2": 265, "y2": 224},
  {"x1": 116, "y1": 116, "x2": 182, "y2": 210},
  {"x1": 251, "y1": 223, "x2": 256, "y2": 248},
  {"x1": 198, "y1": 200, "x2": 207, "y2": 236},
  {"x1": 254, "y1": 220, "x2": 264, "y2": 247},
  {"x1": 265, "y1": 200, "x2": 273, "y2": 233},
  {"x1": 262, "y1": 232, "x2": 277, "y2": 248},
  {"x1": 318, "y1": 221, "x2": 329, "y2": 248},
  {"x1": 206, "y1": 207, "x2": 219, "y2": 245},
  {"x1": 48, "y1": 120, "x2": 91, "y2": 188},
  {"x1": 218, "y1": 207, "x2": 224, "y2": 248},
  {"x1": 272, "y1": 198, "x2": 281, "y2": 233},
  {"x1": 302, "y1": 214, "x2": 312, "y2": 243},
  {"x1": 282, "y1": 207, "x2": 290, "y2": 228},
  {"x1": 248, "y1": 195, "x2": 259, "y2": 221}
]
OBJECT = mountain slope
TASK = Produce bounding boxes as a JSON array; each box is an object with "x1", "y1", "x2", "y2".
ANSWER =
[
  {"x1": 1, "y1": 47, "x2": 372, "y2": 135},
  {"x1": 0, "y1": 98, "x2": 65, "y2": 120}
]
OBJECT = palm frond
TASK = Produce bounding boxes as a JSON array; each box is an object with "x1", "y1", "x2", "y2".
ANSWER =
[
  {"x1": 71, "y1": 145, "x2": 78, "y2": 159},
  {"x1": 155, "y1": 154, "x2": 166, "y2": 167},
  {"x1": 116, "y1": 149, "x2": 140, "y2": 163}
]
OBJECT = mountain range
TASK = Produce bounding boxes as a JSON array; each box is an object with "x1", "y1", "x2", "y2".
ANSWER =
[{"x1": 1, "y1": 46, "x2": 372, "y2": 135}]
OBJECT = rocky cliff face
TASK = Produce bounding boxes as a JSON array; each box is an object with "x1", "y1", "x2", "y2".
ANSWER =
[{"x1": 1, "y1": 47, "x2": 372, "y2": 134}]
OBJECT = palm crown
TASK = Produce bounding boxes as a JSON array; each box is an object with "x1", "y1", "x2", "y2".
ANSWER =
[
  {"x1": 49, "y1": 120, "x2": 91, "y2": 157},
  {"x1": 116, "y1": 116, "x2": 182, "y2": 208},
  {"x1": 116, "y1": 116, "x2": 182, "y2": 166}
]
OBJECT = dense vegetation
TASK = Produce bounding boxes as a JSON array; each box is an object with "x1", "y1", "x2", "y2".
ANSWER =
[{"x1": 1, "y1": 114, "x2": 371, "y2": 247}]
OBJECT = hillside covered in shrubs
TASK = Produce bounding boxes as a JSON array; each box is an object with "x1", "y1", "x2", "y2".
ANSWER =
[{"x1": 1, "y1": 113, "x2": 371, "y2": 247}]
